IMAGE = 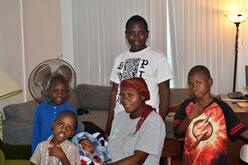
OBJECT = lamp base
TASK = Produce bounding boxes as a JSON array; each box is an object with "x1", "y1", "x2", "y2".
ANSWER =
[{"x1": 227, "y1": 91, "x2": 244, "y2": 99}]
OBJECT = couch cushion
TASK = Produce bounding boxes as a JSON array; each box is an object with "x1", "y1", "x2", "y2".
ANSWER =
[
  {"x1": 73, "y1": 84, "x2": 111, "y2": 111},
  {"x1": 78, "y1": 110, "x2": 108, "y2": 130},
  {"x1": 3, "y1": 100, "x2": 38, "y2": 120}
]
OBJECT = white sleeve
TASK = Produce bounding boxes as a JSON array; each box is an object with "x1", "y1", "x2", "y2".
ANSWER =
[
  {"x1": 110, "y1": 56, "x2": 120, "y2": 84},
  {"x1": 156, "y1": 52, "x2": 173, "y2": 83},
  {"x1": 30, "y1": 143, "x2": 42, "y2": 164}
]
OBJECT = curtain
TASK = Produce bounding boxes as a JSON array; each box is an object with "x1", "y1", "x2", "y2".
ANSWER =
[
  {"x1": 167, "y1": 0, "x2": 248, "y2": 94},
  {"x1": 71, "y1": 0, "x2": 167, "y2": 86},
  {"x1": 65, "y1": 0, "x2": 248, "y2": 94}
]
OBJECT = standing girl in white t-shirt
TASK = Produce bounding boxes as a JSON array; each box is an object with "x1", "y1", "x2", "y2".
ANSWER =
[{"x1": 105, "y1": 15, "x2": 173, "y2": 137}]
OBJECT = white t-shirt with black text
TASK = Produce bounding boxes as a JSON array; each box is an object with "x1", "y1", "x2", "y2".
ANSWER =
[{"x1": 110, "y1": 47, "x2": 173, "y2": 114}]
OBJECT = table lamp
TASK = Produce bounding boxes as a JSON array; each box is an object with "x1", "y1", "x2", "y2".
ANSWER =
[
  {"x1": 0, "y1": 67, "x2": 22, "y2": 140},
  {"x1": 0, "y1": 67, "x2": 22, "y2": 100},
  {"x1": 225, "y1": 13, "x2": 248, "y2": 92}
]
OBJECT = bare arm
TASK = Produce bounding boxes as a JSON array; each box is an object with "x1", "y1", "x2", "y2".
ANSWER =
[
  {"x1": 106, "y1": 150, "x2": 148, "y2": 165},
  {"x1": 158, "y1": 80, "x2": 170, "y2": 120},
  {"x1": 175, "y1": 116, "x2": 193, "y2": 135},
  {"x1": 105, "y1": 83, "x2": 119, "y2": 137}
]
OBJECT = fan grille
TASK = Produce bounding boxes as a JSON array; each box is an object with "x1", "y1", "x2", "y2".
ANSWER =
[{"x1": 28, "y1": 59, "x2": 76, "y2": 102}]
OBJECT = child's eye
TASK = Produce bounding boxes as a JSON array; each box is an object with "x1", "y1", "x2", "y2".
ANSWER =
[
  {"x1": 56, "y1": 121, "x2": 63, "y2": 127},
  {"x1": 138, "y1": 31, "x2": 146, "y2": 35},
  {"x1": 67, "y1": 126, "x2": 75, "y2": 131},
  {"x1": 52, "y1": 89, "x2": 57, "y2": 93},
  {"x1": 128, "y1": 93, "x2": 134, "y2": 97},
  {"x1": 60, "y1": 90, "x2": 67, "y2": 95},
  {"x1": 196, "y1": 81, "x2": 201, "y2": 85},
  {"x1": 127, "y1": 31, "x2": 135, "y2": 35}
]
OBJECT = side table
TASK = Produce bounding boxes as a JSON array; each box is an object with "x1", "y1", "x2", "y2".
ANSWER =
[{"x1": 219, "y1": 94, "x2": 248, "y2": 164}]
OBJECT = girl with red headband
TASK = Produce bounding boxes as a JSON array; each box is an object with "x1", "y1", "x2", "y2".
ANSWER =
[{"x1": 107, "y1": 77, "x2": 165, "y2": 165}]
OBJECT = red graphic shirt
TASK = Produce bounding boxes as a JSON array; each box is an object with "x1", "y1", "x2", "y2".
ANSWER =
[{"x1": 173, "y1": 98, "x2": 246, "y2": 165}]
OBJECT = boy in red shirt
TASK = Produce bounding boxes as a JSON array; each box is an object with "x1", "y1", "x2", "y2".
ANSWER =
[{"x1": 173, "y1": 65, "x2": 248, "y2": 165}]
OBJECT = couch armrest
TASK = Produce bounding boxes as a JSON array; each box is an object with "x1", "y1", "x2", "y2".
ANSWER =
[
  {"x1": 3, "y1": 100, "x2": 38, "y2": 120},
  {"x1": 170, "y1": 88, "x2": 191, "y2": 104}
]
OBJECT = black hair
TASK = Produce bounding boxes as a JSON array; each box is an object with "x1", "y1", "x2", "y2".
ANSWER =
[
  {"x1": 48, "y1": 74, "x2": 68, "y2": 89},
  {"x1": 125, "y1": 15, "x2": 148, "y2": 31},
  {"x1": 188, "y1": 65, "x2": 212, "y2": 79},
  {"x1": 78, "y1": 138, "x2": 91, "y2": 143},
  {"x1": 56, "y1": 110, "x2": 78, "y2": 128}
]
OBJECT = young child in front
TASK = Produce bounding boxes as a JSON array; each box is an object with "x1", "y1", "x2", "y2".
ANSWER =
[
  {"x1": 173, "y1": 65, "x2": 248, "y2": 165},
  {"x1": 32, "y1": 75, "x2": 80, "y2": 152},
  {"x1": 30, "y1": 110, "x2": 80, "y2": 165}
]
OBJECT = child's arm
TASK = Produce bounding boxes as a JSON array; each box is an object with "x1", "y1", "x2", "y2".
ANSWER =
[
  {"x1": 175, "y1": 103, "x2": 203, "y2": 135},
  {"x1": 49, "y1": 145, "x2": 70, "y2": 165},
  {"x1": 158, "y1": 80, "x2": 170, "y2": 119},
  {"x1": 105, "y1": 83, "x2": 119, "y2": 137},
  {"x1": 30, "y1": 142, "x2": 42, "y2": 165},
  {"x1": 220, "y1": 100, "x2": 247, "y2": 140}
]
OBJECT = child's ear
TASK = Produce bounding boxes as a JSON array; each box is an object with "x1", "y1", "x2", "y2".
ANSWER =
[
  {"x1": 146, "y1": 30, "x2": 149, "y2": 37},
  {"x1": 208, "y1": 78, "x2": 213, "y2": 86}
]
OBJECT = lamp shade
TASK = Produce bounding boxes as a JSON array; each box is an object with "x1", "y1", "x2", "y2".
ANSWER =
[
  {"x1": 0, "y1": 67, "x2": 22, "y2": 100},
  {"x1": 225, "y1": 13, "x2": 248, "y2": 23}
]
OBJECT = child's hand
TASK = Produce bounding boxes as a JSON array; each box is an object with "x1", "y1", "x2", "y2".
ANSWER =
[
  {"x1": 48, "y1": 144, "x2": 66, "y2": 160},
  {"x1": 188, "y1": 103, "x2": 203, "y2": 120}
]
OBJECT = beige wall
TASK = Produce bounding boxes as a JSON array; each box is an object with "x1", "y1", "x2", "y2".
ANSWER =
[
  {"x1": 0, "y1": 0, "x2": 61, "y2": 114},
  {"x1": 0, "y1": 0, "x2": 24, "y2": 115},
  {"x1": 23, "y1": 0, "x2": 62, "y2": 99}
]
